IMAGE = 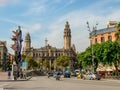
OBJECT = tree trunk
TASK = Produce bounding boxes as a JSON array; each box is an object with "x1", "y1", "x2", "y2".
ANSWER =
[{"x1": 114, "y1": 63, "x2": 119, "y2": 76}]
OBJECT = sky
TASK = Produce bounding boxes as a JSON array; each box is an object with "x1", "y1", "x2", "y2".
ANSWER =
[{"x1": 0, "y1": 0, "x2": 120, "y2": 54}]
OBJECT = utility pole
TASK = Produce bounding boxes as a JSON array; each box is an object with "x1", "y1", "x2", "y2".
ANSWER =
[
  {"x1": 11, "y1": 26, "x2": 23, "y2": 80},
  {"x1": 86, "y1": 21, "x2": 98, "y2": 73}
]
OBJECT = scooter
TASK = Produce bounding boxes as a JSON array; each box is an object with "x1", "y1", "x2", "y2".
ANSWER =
[{"x1": 56, "y1": 75, "x2": 61, "y2": 80}]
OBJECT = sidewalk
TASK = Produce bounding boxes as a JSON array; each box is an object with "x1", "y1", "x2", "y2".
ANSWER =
[
  {"x1": 0, "y1": 72, "x2": 10, "y2": 81},
  {"x1": 0, "y1": 72, "x2": 31, "y2": 81}
]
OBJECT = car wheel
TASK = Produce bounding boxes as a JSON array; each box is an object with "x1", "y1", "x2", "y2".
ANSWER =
[
  {"x1": 83, "y1": 77, "x2": 85, "y2": 80},
  {"x1": 98, "y1": 78, "x2": 100, "y2": 80},
  {"x1": 90, "y1": 77, "x2": 94, "y2": 80}
]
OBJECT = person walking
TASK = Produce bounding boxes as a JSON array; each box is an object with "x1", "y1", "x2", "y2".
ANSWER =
[
  {"x1": 23, "y1": 69, "x2": 26, "y2": 79},
  {"x1": 8, "y1": 71, "x2": 11, "y2": 79},
  {"x1": 19, "y1": 68, "x2": 23, "y2": 79}
]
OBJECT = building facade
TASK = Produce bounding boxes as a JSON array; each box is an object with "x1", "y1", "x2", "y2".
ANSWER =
[
  {"x1": 89, "y1": 21, "x2": 120, "y2": 72},
  {"x1": 90, "y1": 21, "x2": 117, "y2": 44},
  {"x1": 22, "y1": 21, "x2": 77, "y2": 71},
  {"x1": 0, "y1": 41, "x2": 8, "y2": 71},
  {"x1": 7, "y1": 53, "x2": 14, "y2": 70}
]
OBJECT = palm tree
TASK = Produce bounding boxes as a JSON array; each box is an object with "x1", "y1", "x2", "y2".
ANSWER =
[{"x1": 115, "y1": 22, "x2": 120, "y2": 42}]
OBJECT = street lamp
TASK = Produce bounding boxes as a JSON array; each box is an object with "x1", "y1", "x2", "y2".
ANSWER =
[{"x1": 86, "y1": 21, "x2": 98, "y2": 73}]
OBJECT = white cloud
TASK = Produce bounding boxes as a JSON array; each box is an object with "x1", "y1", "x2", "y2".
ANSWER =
[
  {"x1": 0, "y1": 0, "x2": 18, "y2": 7},
  {"x1": 0, "y1": 18, "x2": 42, "y2": 34},
  {"x1": 24, "y1": 5, "x2": 46, "y2": 16},
  {"x1": 2, "y1": 0, "x2": 120, "y2": 54},
  {"x1": 45, "y1": 28, "x2": 63, "y2": 48},
  {"x1": 5, "y1": 5, "x2": 120, "y2": 54},
  {"x1": 23, "y1": 0, "x2": 48, "y2": 16},
  {"x1": 41, "y1": 8, "x2": 120, "y2": 53},
  {"x1": 23, "y1": 0, "x2": 76, "y2": 16},
  {"x1": 6, "y1": 23, "x2": 42, "y2": 54},
  {"x1": 22, "y1": 23, "x2": 42, "y2": 33},
  {"x1": 0, "y1": 0, "x2": 10, "y2": 6}
]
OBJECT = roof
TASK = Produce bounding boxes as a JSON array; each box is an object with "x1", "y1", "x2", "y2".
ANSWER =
[
  {"x1": 90, "y1": 26, "x2": 116, "y2": 36},
  {"x1": 33, "y1": 44, "x2": 61, "y2": 52}
]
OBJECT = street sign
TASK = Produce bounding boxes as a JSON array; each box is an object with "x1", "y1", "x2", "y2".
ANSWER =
[{"x1": 22, "y1": 62, "x2": 28, "y2": 70}]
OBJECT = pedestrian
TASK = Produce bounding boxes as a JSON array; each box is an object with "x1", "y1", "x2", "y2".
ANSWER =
[
  {"x1": 8, "y1": 70, "x2": 11, "y2": 79},
  {"x1": 23, "y1": 69, "x2": 26, "y2": 79},
  {"x1": 20, "y1": 69, "x2": 23, "y2": 79}
]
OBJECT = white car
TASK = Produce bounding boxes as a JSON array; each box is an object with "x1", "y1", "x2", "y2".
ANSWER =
[
  {"x1": 83, "y1": 73, "x2": 101, "y2": 80},
  {"x1": 74, "y1": 69, "x2": 80, "y2": 76}
]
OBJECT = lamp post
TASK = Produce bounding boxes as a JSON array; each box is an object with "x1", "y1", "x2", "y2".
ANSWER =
[{"x1": 86, "y1": 21, "x2": 98, "y2": 73}]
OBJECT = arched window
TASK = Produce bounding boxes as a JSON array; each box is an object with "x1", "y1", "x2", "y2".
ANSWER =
[
  {"x1": 95, "y1": 38, "x2": 97, "y2": 43},
  {"x1": 36, "y1": 53, "x2": 38, "y2": 57},
  {"x1": 42, "y1": 53, "x2": 44, "y2": 57},
  {"x1": 101, "y1": 37, "x2": 105, "y2": 42},
  {"x1": 108, "y1": 35, "x2": 112, "y2": 41}
]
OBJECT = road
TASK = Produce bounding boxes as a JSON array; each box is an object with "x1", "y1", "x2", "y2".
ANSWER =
[{"x1": 0, "y1": 76, "x2": 120, "y2": 90}]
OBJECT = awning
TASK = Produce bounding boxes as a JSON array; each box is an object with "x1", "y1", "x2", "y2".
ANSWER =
[{"x1": 106, "y1": 68, "x2": 113, "y2": 71}]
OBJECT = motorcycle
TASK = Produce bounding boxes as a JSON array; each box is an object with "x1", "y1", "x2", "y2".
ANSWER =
[{"x1": 56, "y1": 75, "x2": 61, "y2": 80}]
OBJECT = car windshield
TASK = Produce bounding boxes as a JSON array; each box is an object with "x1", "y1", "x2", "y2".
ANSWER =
[{"x1": 76, "y1": 71, "x2": 79, "y2": 73}]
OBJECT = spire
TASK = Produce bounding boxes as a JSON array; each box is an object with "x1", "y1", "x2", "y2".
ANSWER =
[
  {"x1": 64, "y1": 21, "x2": 70, "y2": 32},
  {"x1": 25, "y1": 32, "x2": 31, "y2": 41},
  {"x1": 64, "y1": 21, "x2": 71, "y2": 50},
  {"x1": 64, "y1": 21, "x2": 71, "y2": 37},
  {"x1": 24, "y1": 32, "x2": 31, "y2": 50},
  {"x1": 45, "y1": 38, "x2": 48, "y2": 46}
]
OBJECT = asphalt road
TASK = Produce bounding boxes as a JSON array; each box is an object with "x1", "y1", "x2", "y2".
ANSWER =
[{"x1": 0, "y1": 76, "x2": 120, "y2": 90}]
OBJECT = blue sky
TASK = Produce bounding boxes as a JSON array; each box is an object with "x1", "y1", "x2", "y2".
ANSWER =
[{"x1": 0, "y1": 0, "x2": 120, "y2": 54}]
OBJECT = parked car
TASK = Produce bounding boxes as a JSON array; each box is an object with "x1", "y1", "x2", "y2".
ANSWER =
[
  {"x1": 75, "y1": 69, "x2": 80, "y2": 75},
  {"x1": 83, "y1": 72, "x2": 101, "y2": 80},
  {"x1": 47, "y1": 72, "x2": 54, "y2": 78},
  {"x1": 64, "y1": 70, "x2": 71, "y2": 78},
  {"x1": 53, "y1": 72, "x2": 58, "y2": 78},
  {"x1": 53, "y1": 71, "x2": 63, "y2": 78},
  {"x1": 72, "y1": 69, "x2": 80, "y2": 77}
]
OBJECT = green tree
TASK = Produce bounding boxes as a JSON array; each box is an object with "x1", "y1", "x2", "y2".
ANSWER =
[
  {"x1": 101, "y1": 41, "x2": 120, "y2": 76},
  {"x1": 92, "y1": 43, "x2": 102, "y2": 71},
  {"x1": 115, "y1": 22, "x2": 120, "y2": 42},
  {"x1": 56, "y1": 55, "x2": 70, "y2": 70},
  {"x1": 43, "y1": 60, "x2": 49, "y2": 71},
  {"x1": 115, "y1": 22, "x2": 120, "y2": 75},
  {"x1": 77, "y1": 44, "x2": 101, "y2": 72},
  {"x1": 78, "y1": 41, "x2": 120, "y2": 75},
  {"x1": 82, "y1": 47, "x2": 92, "y2": 68},
  {"x1": 37, "y1": 59, "x2": 43, "y2": 69},
  {"x1": 77, "y1": 51, "x2": 86, "y2": 69},
  {"x1": 22, "y1": 54, "x2": 27, "y2": 62},
  {"x1": 25, "y1": 56, "x2": 38, "y2": 70}
]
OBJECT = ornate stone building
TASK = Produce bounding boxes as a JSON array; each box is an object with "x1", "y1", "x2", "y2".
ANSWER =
[
  {"x1": 22, "y1": 21, "x2": 77, "y2": 70},
  {"x1": 0, "y1": 41, "x2": 8, "y2": 71}
]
